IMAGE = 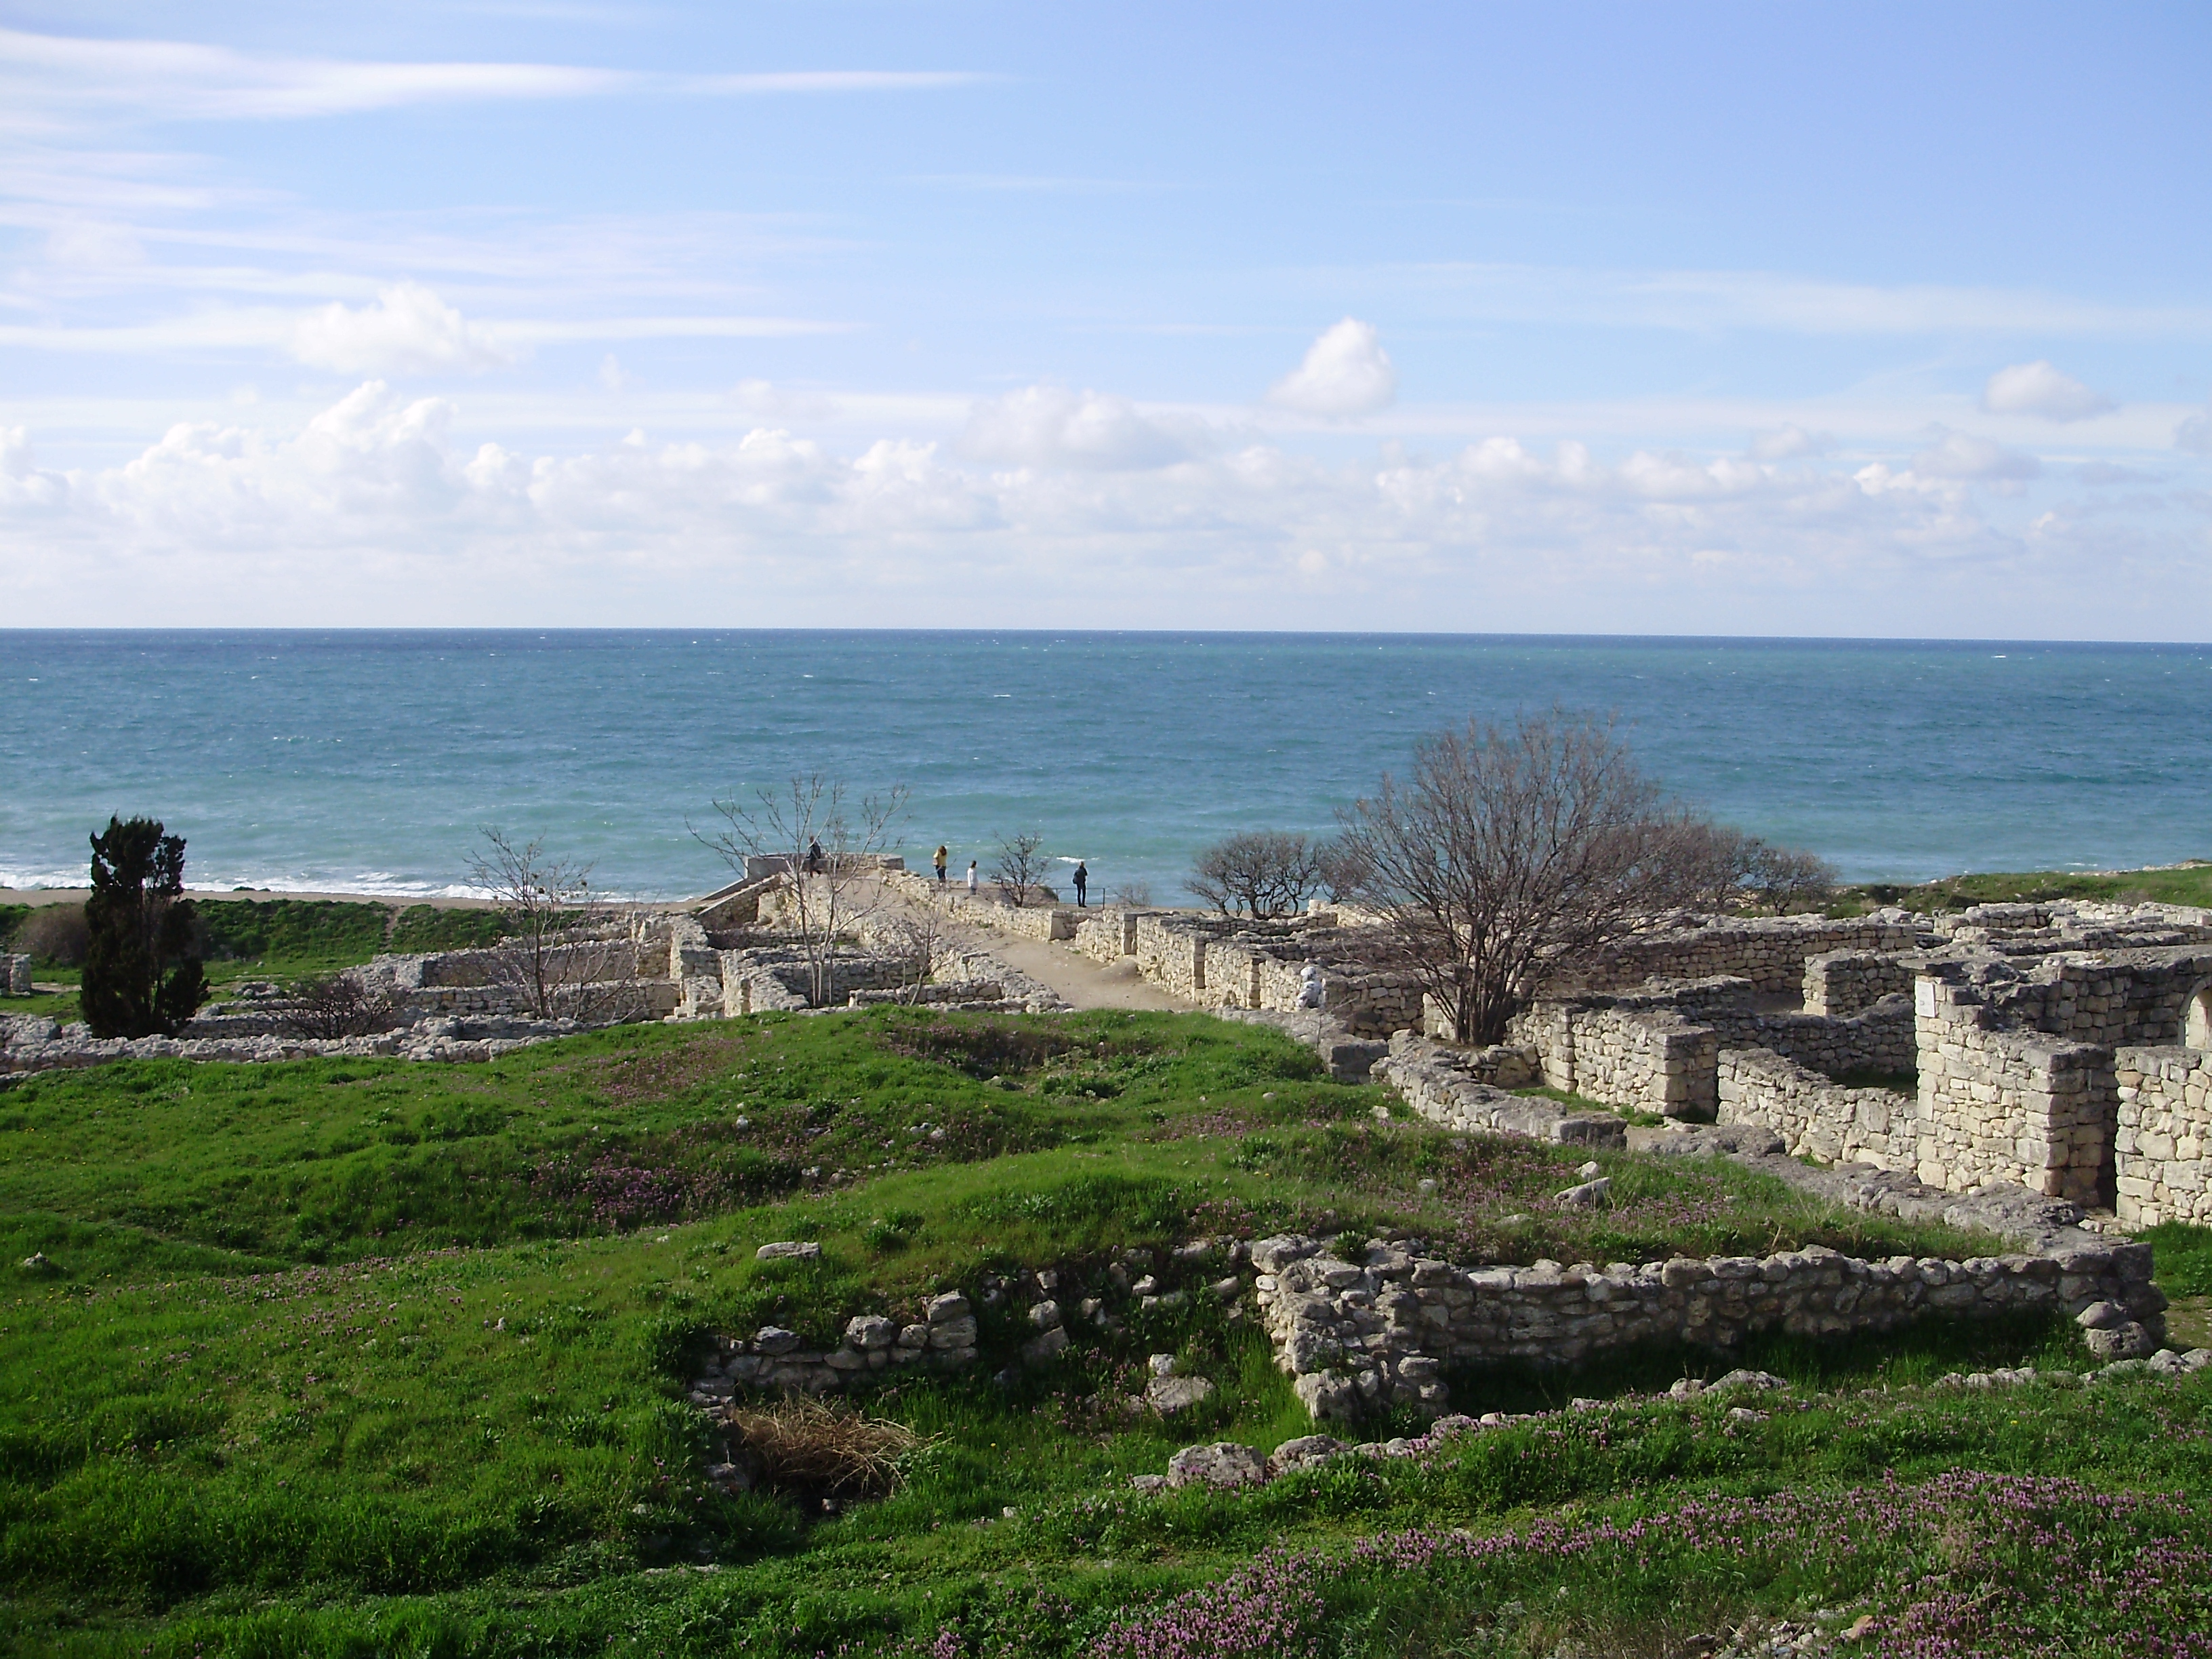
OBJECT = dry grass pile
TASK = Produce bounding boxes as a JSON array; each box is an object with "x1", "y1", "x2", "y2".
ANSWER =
[{"x1": 722, "y1": 1396, "x2": 926, "y2": 1497}]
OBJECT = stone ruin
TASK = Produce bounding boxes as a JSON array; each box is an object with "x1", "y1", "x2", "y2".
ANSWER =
[{"x1": 0, "y1": 861, "x2": 1065, "y2": 1075}]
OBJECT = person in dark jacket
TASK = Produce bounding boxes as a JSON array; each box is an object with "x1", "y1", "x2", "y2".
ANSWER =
[{"x1": 1071, "y1": 861, "x2": 1088, "y2": 907}]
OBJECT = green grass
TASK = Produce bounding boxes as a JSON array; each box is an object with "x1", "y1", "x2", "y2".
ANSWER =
[
  {"x1": 1, "y1": 899, "x2": 508, "y2": 1023},
  {"x1": 1839, "y1": 860, "x2": 2212, "y2": 912},
  {"x1": 1, "y1": 1012, "x2": 2203, "y2": 1656}
]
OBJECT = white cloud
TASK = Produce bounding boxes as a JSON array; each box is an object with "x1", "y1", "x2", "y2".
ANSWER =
[
  {"x1": 289, "y1": 281, "x2": 513, "y2": 374},
  {"x1": 12, "y1": 378, "x2": 2179, "y2": 632},
  {"x1": 1980, "y1": 360, "x2": 2116, "y2": 422},
  {"x1": 1267, "y1": 318, "x2": 1397, "y2": 417},
  {"x1": 1748, "y1": 424, "x2": 1832, "y2": 461},
  {"x1": 1906, "y1": 430, "x2": 2041, "y2": 483},
  {"x1": 958, "y1": 384, "x2": 1192, "y2": 470},
  {"x1": 0, "y1": 27, "x2": 981, "y2": 125},
  {"x1": 2177, "y1": 407, "x2": 2212, "y2": 455}
]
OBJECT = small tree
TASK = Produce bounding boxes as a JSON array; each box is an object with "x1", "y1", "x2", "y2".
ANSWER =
[
  {"x1": 1189, "y1": 831, "x2": 1326, "y2": 919},
  {"x1": 1741, "y1": 840, "x2": 1839, "y2": 914},
  {"x1": 693, "y1": 776, "x2": 909, "y2": 1007},
  {"x1": 466, "y1": 828, "x2": 640, "y2": 1021},
  {"x1": 280, "y1": 972, "x2": 401, "y2": 1039},
  {"x1": 991, "y1": 831, "x2": 1048, "y2": 908},
  {"x1": 81, "y1": 816, "x2": 208, "y2": 1038},
  {"x1": 1334, "y1": 710, "x2": 1721, "y2": 1046}
]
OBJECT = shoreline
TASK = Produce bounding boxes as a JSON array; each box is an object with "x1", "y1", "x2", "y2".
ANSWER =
[{"x1": 0, "y1": 887, "x2": 507, "y2": 912}]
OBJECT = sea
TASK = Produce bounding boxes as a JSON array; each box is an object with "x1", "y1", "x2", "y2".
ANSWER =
[{"x1": 3, "y1": 631, "x2": 2210, "y2": 905}]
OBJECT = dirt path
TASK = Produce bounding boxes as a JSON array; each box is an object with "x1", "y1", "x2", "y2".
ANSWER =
[{"x1": 975, "y1": 930, "x2": 1194, "y2": 1012}]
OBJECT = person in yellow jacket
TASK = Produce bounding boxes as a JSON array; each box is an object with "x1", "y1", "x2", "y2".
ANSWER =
[{"x1": 934, "y1": 844, "x2": 949, "y2": 884}]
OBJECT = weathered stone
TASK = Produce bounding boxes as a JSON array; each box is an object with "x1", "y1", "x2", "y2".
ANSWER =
[
  {"x1": 1145, "y1": 1376, "x2": 1216, "y2": 1414},
  {"x1": 755, "y1": 1241, "x2": 821, "y2": 1262},
  {"x1": 1166, "y1": 1441, "x2": 1267, "y2": 1490}
]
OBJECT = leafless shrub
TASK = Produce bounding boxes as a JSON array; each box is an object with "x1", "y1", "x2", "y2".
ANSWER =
[
  {"x1": 1109, "y1": 880, "x2": 1154, "y2": 907},
  {"x1": 693, "y1": 776, "x2": 910, "y2": 1007},
  {"x1": 722, "y1": 1396, "x2": 924, "y2": 1497},
  {"x1": 991, "y1": 830, "x2": 1048, "y2": 908},
  {"x1": 14, "y1": 905, "x2": 89, "y2": 966},
  {"x1": 279, "y1": 972, "x2": 401, "y2": 1038},
  {"x1": 866, "y1": 894, "x2": 981, "y2": 1006},
  {"x1": 1664, "y1": 822, "x2": 1837, "y2": 914},
  {"x1": 1336, "y1": 708, "x2": 1731, "y2": 1046},
  {"x1": 1740, "y1": 841, "x2": 1838, "y2": 913},
  {"x1": 1189, "y1": 830, "x2": 1326, "y2": 919},
  {"x1": 466, "y1": 828, "x2": 644, "y2": 1022}
]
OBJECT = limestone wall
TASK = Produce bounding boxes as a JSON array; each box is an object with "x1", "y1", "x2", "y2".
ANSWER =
[
  {"x1": 1134, "y1": 912, "x2": 1211, "y2": 998},
  {"x1": 1568, "y1": 916, "x2": 1923, "y2": 996},
  {"x1": 2114, "y1": 1046, "x2": 2212, "y2": 1227},
  {"x1": 1506, "y1": 997, "x2": 1717, "y2": 1118},
  {"x1": 3, "y1": 954, "x2": 30, "y2": 996},
  {"x1": 688, "y1": 1289, "x2": 981, "y2": 1401},
  {"x1": 1804, "y1": 951, "x2": 1917, "y2": 1017},
  {"x1": 1073, "y1": 909, "x2": 1141, "y2": 963},
  {"x1": 1717, "y1": 1048, "x2": 1907, "y2": 1167},
  {"x1": 1915, "y1": 985, "x2": 2114, "y2": 1205},
  {"x1": 1254, "y1": 1231, "x2": 2165, "y2": 1421},
  {"x1": 1376, "y1": 1030, "x2": 1625, "y2": 1147}
]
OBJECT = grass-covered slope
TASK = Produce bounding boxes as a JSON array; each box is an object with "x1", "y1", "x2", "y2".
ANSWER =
[{"x1": 1, "y1": 1011, "x2": 2207, "y2": 1657}]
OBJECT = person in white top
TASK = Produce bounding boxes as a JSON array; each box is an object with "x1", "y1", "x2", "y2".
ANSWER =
[{"x1": 966, "y1": 860, "x2": 979, "y2": 894}]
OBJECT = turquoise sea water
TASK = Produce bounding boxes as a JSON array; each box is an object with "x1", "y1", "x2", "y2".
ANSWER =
[{"x1": 3, "y1": 631, "x2": 2209, "y2": 902}]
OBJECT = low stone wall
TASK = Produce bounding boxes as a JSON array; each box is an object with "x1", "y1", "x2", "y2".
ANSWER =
[
  {"x1": 1708, "y1": 996, "x2": 1917, "y2": 1080},
  {"x1": 1376, "y1": 1029, "x2": 1626, "y2": 1147},
  {"x1": 3, "y1": 954, "x2": 31, "y2": 996},
  {"x1": 2114, "y1": 1046, "x2": 2212, "y2": 1227},
  {"x1": 1134, "y1": 912, "x2": 1212, "y2": 998},
  {"x1": 1568, "y1": 916, "x2": 1924, "y2": 996},
  {"x1": 1073, "y1": 909, "x2": 1141, "y2": 963},
  {"x1": 0, "y1": 1012, "x2": 588, "y2": 1072},
  {"x1": 1804, "y1": 951, "x2": 1916, "y2": 1017},
  {"x1": 688, "y1": 1289, "x2": 982, "y2": 1401},
  {"x1": 1509, "y1": 998, "x2": 1719, "y2": 1119},
  {"x1": 1717, "y1": 1047, "x2": 1907, "y2": 1167},
  {"x1": 1254, "y1": 1230, "x2": 2166, "y2": 1422}
]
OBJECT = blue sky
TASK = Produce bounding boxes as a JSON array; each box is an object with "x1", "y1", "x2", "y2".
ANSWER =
[{"x1": 1, "y1": 1, "x2": 2207, "y2": 634}]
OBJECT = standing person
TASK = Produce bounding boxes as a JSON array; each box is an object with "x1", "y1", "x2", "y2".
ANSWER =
[
  {"x1": 934, "y1": 844, "x2": 949, "y2": 884},
  {"x1": 966, "y1": 859, "x2": 979, "y2": 895},
  {"x1": 805, "y1": 838, "x2": 823, "y2": 876},
  {"x1": 1071, "y1": 861, "x2": 1088, "y2": 907}
]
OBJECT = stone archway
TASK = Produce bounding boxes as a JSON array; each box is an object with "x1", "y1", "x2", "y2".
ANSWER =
[{"x1": 2186, "y1": 983, "x2": 2212, "y2": 1050}]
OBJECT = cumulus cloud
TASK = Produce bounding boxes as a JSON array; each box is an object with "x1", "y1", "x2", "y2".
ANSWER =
[
  {"x1": 958, "y1": 384, "x2": 1191, "y2": 470},
  {"x1": 5, "y1": 377, "x2": 2133, "y2": 631},
  {"x1": 1748, "y1": 424, "x2": 1833, "y2": 461},
  {"x1": 1980, "y1": 360, "x2": 2116, "y2": 422},
  {"x1": 1907, "y1": 430, "x2": 2041, "y2": 483},
  {"x1": 2177, "y1": 407, "x2": 2212, "y2": 455},
  {"x1": 289, "y1": 281, "x2": 512, "y2": 375},
  {"x1": 1267, "y1": 318, "x2": 1397, "y2": 417}
]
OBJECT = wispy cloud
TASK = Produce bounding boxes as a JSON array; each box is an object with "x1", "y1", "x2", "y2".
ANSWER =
[
  {"x1": 1378, "y1": 262, "x2": 2212, "y2": 340},
  {"x1": 0, "y1": 27, "x2": 983, "y2": 127}
]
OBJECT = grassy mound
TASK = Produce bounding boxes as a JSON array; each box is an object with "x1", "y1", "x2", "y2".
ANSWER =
[{"x1": 0, "y1": 1010, "x2": 2202, "y2": 1657}]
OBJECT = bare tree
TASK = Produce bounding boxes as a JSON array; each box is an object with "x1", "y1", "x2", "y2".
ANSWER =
[
  {"x1": 467, "y1": 828, "x2": 642, "y2": 1021},
  {"x1": 865, "y1": 891, "x2": 981, "y2": 1005},
  {"x1": 1741, "y1": 841, "x2": 1839, "y2": 914},
  {"x1": 991, "y1": 831, "x2": 1048, "y2": 908},
  {"x1": 1334, "y1": 710, "x2": 1721, "y2": 1046},
  {"x1": 279, "y1": 972, "x2": 401, "y2": 1038},
  {"x1": 1189, "y1": 831, "x2": 1326, "y2": 919},
  {"x1": 693, "y1": 777, "x2": 909, "y2": 1007},
  {"x1": 1663, "y1": 821, "x2": 1838, "y2": 916}
]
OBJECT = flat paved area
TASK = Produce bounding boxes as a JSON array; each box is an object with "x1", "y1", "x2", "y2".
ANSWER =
[{"x1": 981, "y1": 930, "x2": 1194, "y2": 1012}]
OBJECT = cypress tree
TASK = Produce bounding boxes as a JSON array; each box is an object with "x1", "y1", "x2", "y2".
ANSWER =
[{"x1": 80, "y1": 817, "x2": 208, "y2": 1039}]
